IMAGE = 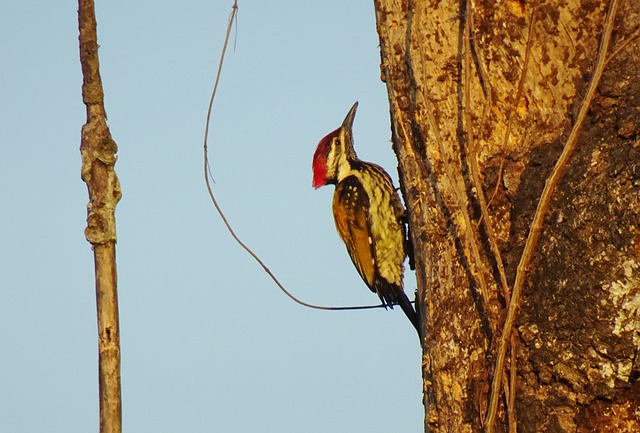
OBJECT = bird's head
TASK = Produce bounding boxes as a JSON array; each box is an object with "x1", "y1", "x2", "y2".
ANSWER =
[{"x1": 312, "y1": 101, "x2": 359, "y2": 189}]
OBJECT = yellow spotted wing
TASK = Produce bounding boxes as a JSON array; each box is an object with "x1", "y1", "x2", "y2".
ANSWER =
[{"x1": 332, "y1": 175, "x2": 376, "y2": 291}]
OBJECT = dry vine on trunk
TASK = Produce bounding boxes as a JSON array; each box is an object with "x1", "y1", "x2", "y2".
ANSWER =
[{"x1": 374, "y1": 0, "x2": 640, "y2": 431}]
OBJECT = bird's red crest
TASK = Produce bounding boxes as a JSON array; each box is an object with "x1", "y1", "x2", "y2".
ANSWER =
[{"x1": 312, "y1": 128, "x2": 339, "y2": 189}]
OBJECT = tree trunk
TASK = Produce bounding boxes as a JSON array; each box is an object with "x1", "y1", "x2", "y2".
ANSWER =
[{"x1": 374, "y1": 0, "x2": 640, "y2": 431}]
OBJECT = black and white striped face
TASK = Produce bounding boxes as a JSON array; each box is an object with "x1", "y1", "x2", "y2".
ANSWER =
[{"x1": 311, "y1": 102, "x2": 359, "y2": 188}]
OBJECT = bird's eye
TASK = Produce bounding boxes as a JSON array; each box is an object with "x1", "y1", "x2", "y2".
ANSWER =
[{"x1": 335, "y1": 138, "x2": 341, "y2": 146}]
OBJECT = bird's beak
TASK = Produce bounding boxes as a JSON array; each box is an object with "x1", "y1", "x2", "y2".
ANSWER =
[{"x1": 341, "y1": 101, "x2": 358, "y2": 130}]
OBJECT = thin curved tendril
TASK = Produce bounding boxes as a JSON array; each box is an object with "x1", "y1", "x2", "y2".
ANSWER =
[{"x1": 203, "y1": 1, "x2": 385, "y2": 312}]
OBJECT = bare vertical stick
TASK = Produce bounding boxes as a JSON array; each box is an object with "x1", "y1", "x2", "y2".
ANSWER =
[{"x1": 78, "y1": 1, "x2": 122, "y2": 432}]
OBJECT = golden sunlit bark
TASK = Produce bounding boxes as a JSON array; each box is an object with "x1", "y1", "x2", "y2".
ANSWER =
[{"x1": 374, "y1": 0, "x2": 640, "y2": 431}]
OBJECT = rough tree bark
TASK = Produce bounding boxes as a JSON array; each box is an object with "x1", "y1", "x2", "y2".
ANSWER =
[
  {"x1": 374, "y1": 0, "x2": 640, "y2": 431},
  {"x1": 79, "y1": 1, "x2": 122, "y2": 432}
]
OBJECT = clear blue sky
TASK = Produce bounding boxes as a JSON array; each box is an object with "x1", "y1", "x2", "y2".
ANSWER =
[{"x1": 0, "y1": 1, "x2": 423, "y2": 432}]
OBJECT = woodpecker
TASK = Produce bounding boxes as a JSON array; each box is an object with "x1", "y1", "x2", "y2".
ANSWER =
[{"x1": 312, "y1": 101, "x2": 420, "y2": 335}]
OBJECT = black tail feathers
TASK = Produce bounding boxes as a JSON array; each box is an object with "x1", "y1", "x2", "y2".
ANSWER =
[
  {"x1": 396, "y1": 291, "x2": 421, "y2": 338},
  {"x1": 376, "y1": 281, "x2": 421, "y2": 338}
]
